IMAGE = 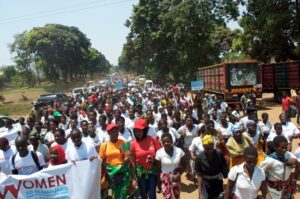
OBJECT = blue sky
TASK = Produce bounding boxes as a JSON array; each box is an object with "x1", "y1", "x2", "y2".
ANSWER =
[{"x1": 0, "y1": 0, "x2": 240, "y2": 67}]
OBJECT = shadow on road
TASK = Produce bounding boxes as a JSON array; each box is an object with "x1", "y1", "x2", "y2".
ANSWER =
[{"x1": 180, "y1": 182, "x2": 197, "y2": 193}]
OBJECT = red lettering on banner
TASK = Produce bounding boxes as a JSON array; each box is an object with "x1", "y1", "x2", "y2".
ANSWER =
[
  {"x1": 0, "y1": 174, "x2": 67, "y2": 198},
  {"x1": 48, "y1": 176, "x2": 55, "y2": 188},
  {"x1": 0, "y1": 181, "x2": 22, "y2": 199},
  {"x1": 56, "y1": 174, "x2": 66, "y2": 186},
  {"x1": 23, "y1": 180, "x2": 34, "y2": 189},
  {"x1": 35, "y1": 178, "x2": 47, "y2": 189}
]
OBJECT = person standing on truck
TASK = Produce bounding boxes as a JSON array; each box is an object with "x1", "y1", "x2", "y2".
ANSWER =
[{"x1": 282, "y1": 91, "x2": 293, "y2": 121}]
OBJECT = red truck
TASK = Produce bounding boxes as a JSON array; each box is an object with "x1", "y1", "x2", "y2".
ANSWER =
[
  {"x1": 262, "y1": 61, "x2": 300, "y2": 102},
  {"x1": 197, "y1": 62, "x2": 263, "y2": 104}
]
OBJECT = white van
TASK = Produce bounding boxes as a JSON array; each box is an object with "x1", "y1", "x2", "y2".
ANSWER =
[
  {"x1": 72, "y1": 87, "x2": 87, "y2": 98},
  {"x1": 144, "y1": 80, "x2": 153, "y2": 90}
]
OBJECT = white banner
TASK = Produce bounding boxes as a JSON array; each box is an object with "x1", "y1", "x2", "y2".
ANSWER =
[{"x1": 0, "y1": 159, "x2": 101, "y2": 199}]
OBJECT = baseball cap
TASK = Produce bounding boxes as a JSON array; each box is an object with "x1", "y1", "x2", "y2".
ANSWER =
[
  {"x1": 106, "y1": 124, "x2": 118, "y2": 132},
  {"x1": 53, "y1": 111, "x2": 63, "y2": 117},
  {"x1": 104, "y1": 106, "x2": 112, "y2": 111},
  {"x1": 133, "y1": 119, "x2": 148, "y2": 130}
]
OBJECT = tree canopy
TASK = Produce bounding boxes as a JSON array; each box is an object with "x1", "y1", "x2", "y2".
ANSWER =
[
  {"x1": 119, "y1": 0, "x2": 300, "y2": 82},
  {"x1": 9, "y1": 24, "x2": 111, "y2": 85},
  {"x1": 238, "y1": 0, "x2": 300, "y2": 62},
  {"x1": 119, "y1": 0, "x2": 240, "y2": 82}
]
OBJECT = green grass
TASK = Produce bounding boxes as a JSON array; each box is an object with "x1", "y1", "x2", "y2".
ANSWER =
[{"x1": 0, "y1": 103, "x2": 32, "y2": 118}]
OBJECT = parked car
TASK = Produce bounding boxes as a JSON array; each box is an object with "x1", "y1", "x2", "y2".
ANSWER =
[
  {"x1": 99, "y1": 79, "x2": 111, "y2": 87},
  {"x1": 34, "y1": 93, "x2": 70, "y2": 107},
  {"x1": 88, "y1": 85, "x2": 97, "y2": 93},
  {"x1": 72, "y1": 87, "x2": 87, "y2": 98}
]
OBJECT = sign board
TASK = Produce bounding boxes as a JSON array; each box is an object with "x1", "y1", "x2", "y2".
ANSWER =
[
  {"x1": 0, "y1": 159, "x2": 101, "y2": 199},
  {"x1": 114, "y1": 82, "x2": 124, "y2": 91},
  {"x1": 191, "y1": 80, "x2": 204, "y2": 91}
]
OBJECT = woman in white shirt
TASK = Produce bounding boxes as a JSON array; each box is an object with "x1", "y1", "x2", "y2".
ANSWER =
[
  {"x1": 217, "y1": 112, "x2": 233, "y2": 143},
  {"x1": 177, "y1": 116, "x2": 199, "y2": 176},
  {"x1": 225, "y1": 146, "x2": 270, "y2": 199},
  {"x1": 260, "y1": 135, "x2": 297, "y2": 199},
  {"x1": 155, "y1": 133, "x2": 185, "y2": 199},
  {"x1": 157, "y1": 119, "x2": 180, "y2": 144}
]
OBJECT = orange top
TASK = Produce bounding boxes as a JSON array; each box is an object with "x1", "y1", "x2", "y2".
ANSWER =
[{"x1": 99, "y1": 139, "x2": 125, "y2": 166}]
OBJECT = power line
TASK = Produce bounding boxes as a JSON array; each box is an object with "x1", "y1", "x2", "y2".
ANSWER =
[
  {"x1": 0, "y1": 0, "x2": 109, "y2": 22},
  {"x1": 0, "y1": 0, "x2": 133, "y2": 25}
]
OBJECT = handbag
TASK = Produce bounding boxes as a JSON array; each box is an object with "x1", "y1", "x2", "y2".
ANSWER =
[
  {"x1": 288, "y1": 105, "x2": 297, "y2": 118},
  {"x1": 175, "y1": 136, "x2": 185, "y2": 149}
]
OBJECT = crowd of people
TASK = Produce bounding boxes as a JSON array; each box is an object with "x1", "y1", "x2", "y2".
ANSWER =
[{"x1": 1, "y1": 81, "x2": 300, "y2": 199}]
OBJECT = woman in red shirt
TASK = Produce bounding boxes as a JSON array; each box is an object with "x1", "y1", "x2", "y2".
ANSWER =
[{"x1": 131, "y1": 119, "x2": 161, "y2": 199}]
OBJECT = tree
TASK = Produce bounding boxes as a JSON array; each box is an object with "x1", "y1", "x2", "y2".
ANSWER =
[
  {"x1": 85, "y1": 48, "x2": 111, "y2": 76},
  {"x1": 26, "y1": 24, "x2": 91, "y2": 83},
  {"x1": 119, "y1": 0, "x2": 240, "y2": 82},
  {"x1": 2, "y1": 66, "x2": 17, "y2": 82},
  {"x1": 239, "y1": 0, "x2": 300, "y2": 62},
  {"x1": 212, "y1": 26, "x2": 241, "y2": 58},
  {"x1": 9, "y1": 32, "x2": 35, "y2": 87},
  {"x1": 9, "y1": 24, "x2": 111, "y2": 85}
]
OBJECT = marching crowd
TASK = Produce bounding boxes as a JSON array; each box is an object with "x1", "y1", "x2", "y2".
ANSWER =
[{"x1": 1, "y1": 81, "x2": 300, "y2": 199}]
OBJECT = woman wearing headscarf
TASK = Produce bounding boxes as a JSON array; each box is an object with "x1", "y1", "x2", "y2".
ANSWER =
[
  {"x1": 131, "y1": 119, "x2": 161, "y2": 199},
  {"x1": 226, "y1": 124, "x2": 252, "y2": 168},
  {"x1": 99, "y1": 124, "x2": 131, "y2": 199},
  {"x1": 48, "y1": 145, "x2": 68, "y2": 167},
  {"x1": 155, "y1": 133, "x2": 186, "y2": 199},
  {"x1": 195, "y1": 134, "x2": 229, "y2": 199}
]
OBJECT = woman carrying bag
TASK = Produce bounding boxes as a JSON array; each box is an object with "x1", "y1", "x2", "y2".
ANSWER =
[
  {"x1": 225, "y1": 147, "x2": 270, "y2": 199},
  {"x1": 195, "y1": 134, "x2": 229, "y2": 199},
  {"x1": 130, "y1": 119, "x2": 161, "y2": 199},
  {"x1": 99, "y1": 124, "x2": 131, "y2": 199}
]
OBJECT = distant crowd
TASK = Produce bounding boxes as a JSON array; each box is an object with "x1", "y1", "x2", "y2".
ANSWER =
[{"x1": 1, "y1": 81, "x2": 300, "y2": 199}]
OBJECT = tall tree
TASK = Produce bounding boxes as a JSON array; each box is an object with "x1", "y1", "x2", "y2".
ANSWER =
[
  {"x1": 119, "y1": 0, "x2": 240, "y2": 82},
  {"x1": 85, "y1": 48, "x2": 111, "y2": 76},
  {"x1": 26, "y1": 24, "x2": 91, "y2": 83},
  {"x1": 239, "y1": 0, "x2": 300, "y2": 62},
  {"x1": 9, "y1": 32, "x2": 35, "y2": 87}
]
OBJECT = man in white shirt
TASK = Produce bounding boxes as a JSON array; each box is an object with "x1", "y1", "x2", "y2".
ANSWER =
[
  {"x1": 258, "y1": 113, "x2": 272, "y2": 139},
  {"x1": 279, "y1": 113, "x2": 300, "y2": 142},
  {"x1": 10, "y1": 135, "x2": 45, "y2": 175},
  {"x1": 125, "y1": 108, "x2": 137, "y2": 131},
  {"x1": 65, "y1": 129, "x2": 98, "y2": 162},
  {"x1": 116, "y1": 117, "x2": 134, "y2": 142},
  {"x1": 28, "y1": 131, "x2": 49, "y2": 162},
  {"x1": 0, "y1": 137, "x2": 16, "y2": 175},
  {"x1": 65, "y1": 118, "x2": 78, "y2": 138},
  {"x1": 267, "y1": 123, "x2": 291, "y2": 151},
  {"x1": 3, "y1": 120, "x2": 20, "y2": 144},
  {"x1": 96, "y1": 115, "x2": 110, "y2": 142},
  {"x1": 51, "y1": 128, "x2": 70, "y2": 151}
]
